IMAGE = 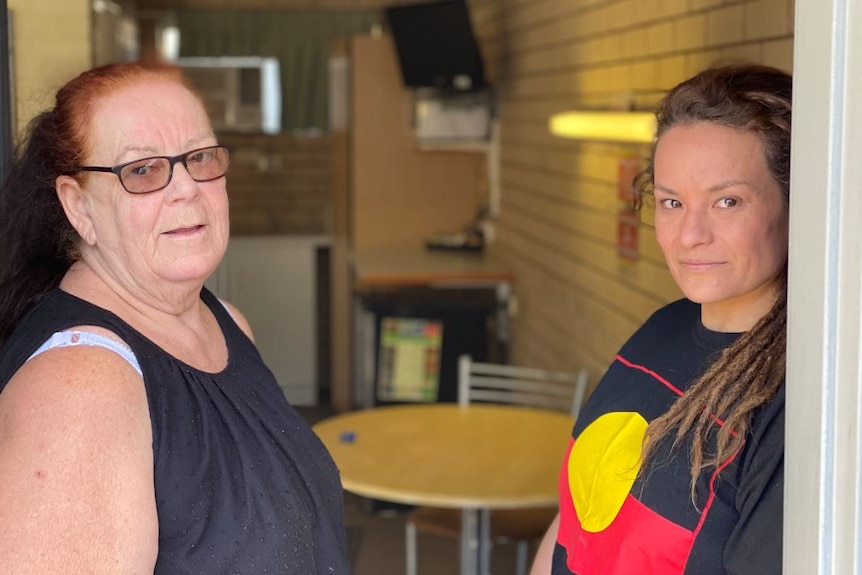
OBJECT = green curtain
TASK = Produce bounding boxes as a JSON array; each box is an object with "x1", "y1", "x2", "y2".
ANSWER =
[{"x1": 177, "y1": 10, "x2": 378, "y2": 131}]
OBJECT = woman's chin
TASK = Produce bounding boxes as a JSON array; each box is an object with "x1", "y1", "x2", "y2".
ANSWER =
[{"x1": 157, "y1": 259, "x2": 222, "y2": 288}]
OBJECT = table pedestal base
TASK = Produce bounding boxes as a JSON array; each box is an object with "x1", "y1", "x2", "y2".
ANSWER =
[{"x1": 460, "y1": 508, "x2": 493, "y2": 575}]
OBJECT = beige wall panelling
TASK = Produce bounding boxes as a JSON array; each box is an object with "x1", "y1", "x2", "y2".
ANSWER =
[
  {"x1": 705, "y1": 4, "x2": 745, "y2": 48},
  {"x1": 743, "y1": 0, "x2": 794, "y2": 40},
  {"x1": 690, "y1": 0, "x2": 724, "y2": 10},
  {"x1": 7, "y1": 0, "x2": 91, "y2": 135},
  {"x1": 674, "y1": 13, "x2": 708, "y2": 51},
  {"x1": 763, "y1": 38, "x2": 794, "y2": 71}
]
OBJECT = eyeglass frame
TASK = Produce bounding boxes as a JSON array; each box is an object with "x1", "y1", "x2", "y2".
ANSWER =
[{"x1": 72, "y1": 145, "x2": 230, "y2": 195}]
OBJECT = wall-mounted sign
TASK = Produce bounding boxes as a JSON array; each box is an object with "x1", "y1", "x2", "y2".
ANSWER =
[
  {"x1": 617, "y1": 208, "x2": 640, "y2": 262},
  {"x1": 617, "y1": 156, "x2": 644, "y2": 204}
]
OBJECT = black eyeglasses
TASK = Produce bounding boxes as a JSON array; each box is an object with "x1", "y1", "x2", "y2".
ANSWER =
[{"x1": 75, "y1": 145, "x2": 230, "y2": 195}]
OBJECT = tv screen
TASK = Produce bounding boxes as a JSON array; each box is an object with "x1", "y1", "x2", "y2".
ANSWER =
[{"x1": 384, "y1": 0, "x2": 486, "y2": 92}]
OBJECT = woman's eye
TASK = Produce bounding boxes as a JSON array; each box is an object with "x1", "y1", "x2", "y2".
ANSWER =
[
  {"x1": 123, "y1": 159, "x2": 165, "y2": 181},
  {"x1": 188, "y1": 150, "x2": 214, "y2": 164},
  {"x1": 128, "y1": 163, "x2": 154, "y2": 177},
  {"x1": 716, "y1": 197, "x2": 738, "y2": 208},
  {"x1": 659, "y1": 198, "x2": 682, "y2": 209}
]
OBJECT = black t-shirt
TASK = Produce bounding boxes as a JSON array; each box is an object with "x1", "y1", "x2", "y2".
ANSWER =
[
  {"x1": 0, "y1": 288, "x2": 351, "y2": 574},
  {"x1": 552, "y1": 299, "x2": 784, "y2": 575}
]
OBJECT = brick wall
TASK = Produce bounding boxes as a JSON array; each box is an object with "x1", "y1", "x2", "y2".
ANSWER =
[
  {"x1": 468, "y1": 0, "x2": 794, "y2": 389},
  {"x1": 218, "y1": 132, "x2": 332, "y2": 235}
]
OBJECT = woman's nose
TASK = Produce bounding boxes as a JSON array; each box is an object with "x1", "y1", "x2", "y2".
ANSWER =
[
  {"x1": 678, "y1": 208, "x2": 712, "y2": 247},
  {"x1": 164, "y1": 163, "x2": 201, "y2": 201}
]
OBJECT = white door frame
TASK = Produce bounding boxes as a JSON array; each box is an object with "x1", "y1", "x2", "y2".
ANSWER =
[{"x1": 786, "y1": 0, "x2": 862, "y2": 572}]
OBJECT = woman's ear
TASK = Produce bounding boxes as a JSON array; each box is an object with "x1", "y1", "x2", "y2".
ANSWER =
[{"x1": 56, "y1": 175, "x2": 97, "y2": 246}]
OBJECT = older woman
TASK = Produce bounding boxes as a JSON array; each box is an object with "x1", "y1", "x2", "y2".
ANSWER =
[
  {"x1": 0, "y1": 61, "x2": 349, "y2": 573},
  {"x1": 531, "y1": 64, "x2": 790, "y2": 574}
]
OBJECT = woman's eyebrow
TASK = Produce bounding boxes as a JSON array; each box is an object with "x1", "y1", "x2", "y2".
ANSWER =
[
  {"x1": 706, "y1": 178, "x2": 750, "y2": 192},
  {"x1": 116, "y1": 145, "x2": 159, "y2": 160},
  {"x1": 653, "y1": 179, "x2": 751, "y2": 195},
  {"x1": 185, "y1": 134, "x2": 217, "y2": 148}
]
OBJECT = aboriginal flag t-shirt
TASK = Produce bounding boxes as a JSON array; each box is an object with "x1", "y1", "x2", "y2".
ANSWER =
[{"x1": 552, "y1": 299, "x2": 784, "y2": 575}]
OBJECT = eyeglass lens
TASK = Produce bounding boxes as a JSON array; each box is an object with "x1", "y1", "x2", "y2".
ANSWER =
[{"x1": 120, "y1": 146, "x2": 229, "y2": 194}]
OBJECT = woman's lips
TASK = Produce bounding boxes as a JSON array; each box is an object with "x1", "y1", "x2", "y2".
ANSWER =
[
  {"x1": 164, "y1": 224, "x2": 204, "y2": 236},
  {"x1": 679, "y1": 260, "x2": 724, "y2": 272}
]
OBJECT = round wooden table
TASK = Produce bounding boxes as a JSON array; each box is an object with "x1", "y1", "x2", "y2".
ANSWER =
[{"x1": 312, "y1": 403, "x2": 574, "y2": 574}]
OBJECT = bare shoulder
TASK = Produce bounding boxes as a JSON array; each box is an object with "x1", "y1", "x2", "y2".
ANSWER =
[
  {"x1": 0, "y1": 342, "x2": 150, "y2": 437},
  {"x1": 221, "y1": 299, "x2": 256, "y2": 342},
  {"x1": 0, "y1": 345, "x2": 158, "y2": 572}
]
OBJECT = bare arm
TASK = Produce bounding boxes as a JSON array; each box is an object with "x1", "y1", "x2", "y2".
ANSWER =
[
  {"x1": 0, "y1": 346, "x2": 158, "y2": 574},
  {"x1": 529, "y1": 512, "x2": 560, "y2": 575}
]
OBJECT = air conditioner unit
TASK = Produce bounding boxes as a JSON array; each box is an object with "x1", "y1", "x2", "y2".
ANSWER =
[{"x1": 177, "y1": 56, "x2": 282, "y2": 135}]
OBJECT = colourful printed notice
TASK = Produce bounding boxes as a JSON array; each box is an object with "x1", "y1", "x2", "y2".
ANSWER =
[{"x1": 376, "y1": 317, "x2": 443, "y2": 402}]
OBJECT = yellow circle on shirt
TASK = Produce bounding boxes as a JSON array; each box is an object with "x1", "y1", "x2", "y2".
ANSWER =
[{"x1": 567, "y1": 411, "x2": 649, "y2": 533}]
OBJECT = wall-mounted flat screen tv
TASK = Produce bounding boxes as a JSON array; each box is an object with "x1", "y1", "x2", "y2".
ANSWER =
[{"x1": 384, "y1": 0, "x2": 486, "y2": 92}]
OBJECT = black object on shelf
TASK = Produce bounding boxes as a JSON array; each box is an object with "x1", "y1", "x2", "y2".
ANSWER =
[
  {"x1": 424, "y1": 209, "x2": 487, "y2": 252},
  {"x1": 424, "y1": 229, "x2": 484, "y2": 253}
]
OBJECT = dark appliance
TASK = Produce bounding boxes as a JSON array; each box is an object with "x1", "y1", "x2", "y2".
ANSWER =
[{"x1": 384, "y1": 0, "x2": 486, "y2": 92}]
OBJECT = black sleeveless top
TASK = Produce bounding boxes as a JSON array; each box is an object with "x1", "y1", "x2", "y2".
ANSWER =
[{"x1": 0, "y1": 288, "x2": 350, "y2": 574}]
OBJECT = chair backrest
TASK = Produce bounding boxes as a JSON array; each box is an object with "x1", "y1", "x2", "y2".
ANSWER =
[{"x1": 457, "y1": 354, "x2": 589, "y2": 418}]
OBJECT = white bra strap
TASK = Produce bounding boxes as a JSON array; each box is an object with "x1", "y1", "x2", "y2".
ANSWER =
[
  {"x1": 28, "y1": 331, "x2": 143, "y2": 377},
  {"x1": 26, "y1": 298, "x2": 233, "y2": 378}
]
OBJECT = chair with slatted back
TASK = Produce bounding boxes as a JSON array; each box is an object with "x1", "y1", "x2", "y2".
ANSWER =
[{"x1": 405, "y1": 354, "x2": 589, "y2": 575}]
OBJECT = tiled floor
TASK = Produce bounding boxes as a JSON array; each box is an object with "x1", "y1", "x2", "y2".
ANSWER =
[
  {"x1": 343, "y1": 493, "x2": 525, "y2": 575},
  {"x1": 298, "y1": 405, "x2": 534, "y2": 575}
]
